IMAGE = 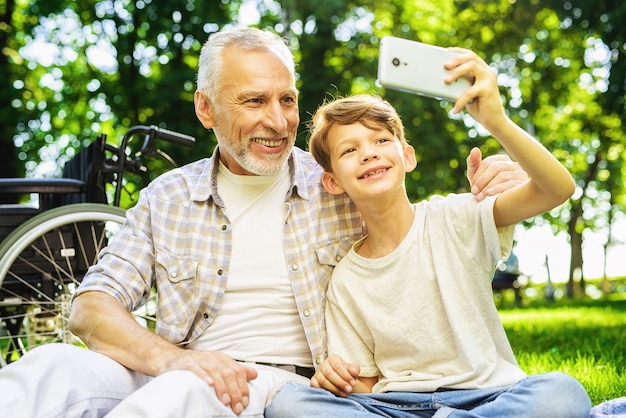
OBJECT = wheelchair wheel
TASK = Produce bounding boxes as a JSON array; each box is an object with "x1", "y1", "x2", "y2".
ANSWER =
[{"x1": 0, "y1": 203, "x2": 151, "y2": 366}]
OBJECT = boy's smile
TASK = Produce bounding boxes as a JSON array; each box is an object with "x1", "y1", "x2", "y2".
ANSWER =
[
  {"x1": 321, "y1": 122, "x2": 416, "y2": 201},
  {"x1": 358, "y1": 167, "x2": 389, "y2": 180}
]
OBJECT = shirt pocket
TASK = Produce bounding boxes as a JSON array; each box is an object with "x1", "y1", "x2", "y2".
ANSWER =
[
  {"x1": 315, "y1": 237, "x2": 355, "y2": 267},
  {"x1": 154, "y1": 251, "x2": 199, "y2": 342},
  {"x1": 314, "y1": 237, "x2": 355, "y2": 290}
]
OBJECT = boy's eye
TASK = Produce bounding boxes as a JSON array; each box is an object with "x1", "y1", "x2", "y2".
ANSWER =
[
  {"x1": 340, "y1": 147, "x2": 356, "y2": 156},
  {"x1": 376, "y1": 138, "x2": 389, "y2": 144}
]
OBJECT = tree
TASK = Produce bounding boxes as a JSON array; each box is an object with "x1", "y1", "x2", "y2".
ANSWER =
[
  {"x1": 6, "y1": 0, "x2": 625, "y2": 294},
  {"x1": 4, "y1": 0, "x2": 235, "y2": 203},
  {"x1": 0, "y1": 0, "x2": 33, "y2": 194},
  {"x1": 540, "y1": 0, "x2": 626, "y2": 294}
]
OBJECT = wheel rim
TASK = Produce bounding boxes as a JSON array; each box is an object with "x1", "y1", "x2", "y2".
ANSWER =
[{"x1": 0, "y1": 205, "x2": 126, "y2": 365}]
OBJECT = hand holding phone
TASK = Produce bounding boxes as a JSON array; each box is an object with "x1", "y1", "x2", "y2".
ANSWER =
[{"x1": 377, "y1": 36, "x2": 472, "y2": 101}]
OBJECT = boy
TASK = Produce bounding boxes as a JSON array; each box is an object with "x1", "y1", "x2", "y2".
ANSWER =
[{"x1": 265, "y1": 48, "x2": 591, "y2": 417}]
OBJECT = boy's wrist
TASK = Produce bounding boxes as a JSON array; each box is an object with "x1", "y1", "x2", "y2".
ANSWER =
[{"x1": 482, "y1": 113, "x2": 515, "y2": 140}]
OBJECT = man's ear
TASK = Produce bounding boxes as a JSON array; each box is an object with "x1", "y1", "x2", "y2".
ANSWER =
[
  {"x1": 321, "y1": 172, "x2": 346, "y2": 195},
  {"x1": 194, "y1": 90, "x2": 215, "y2": 129},
  {"x1": 403, "y1": 144, "x2": 418, "y2": 172}
]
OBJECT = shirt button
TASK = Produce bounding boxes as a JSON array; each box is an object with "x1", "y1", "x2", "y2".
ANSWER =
[
  {"x1": 221, "y1": 224, "x2": 227, "y2": 231},
  {"x1": 303, "y1": 309, "x2": 310, "y2": 317},
  {"x1": 291, "y1": 264, "x2": 298, "y2": 271},
  {"x1": 170, "y1": 272, "x2": 178, "y2": 278},
  {"x1": 217, "y1": 269, "x2": 223, "y2": 275},
  {"x1": 336, "y1": 255, "x2": 342, "y2": 262},
  {"x1": 203, "y1": 313, "x2": 209, "y2": 319}
]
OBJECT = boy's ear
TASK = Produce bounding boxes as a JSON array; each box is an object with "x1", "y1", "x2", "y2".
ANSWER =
[
  {"x1": 194, "y1": 90, "x2": 216, "y2": 129},
  {"x1": 403, "y1": 144, "x2": 418, "y2": 172},
  {"x1": 321, "y1": 172, "x2": 346, "y2": 195}
]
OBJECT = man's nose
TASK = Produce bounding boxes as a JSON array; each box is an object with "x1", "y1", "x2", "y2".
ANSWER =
[{"x1": 264, "y1": 101, "x2": 288, "y2": 132}]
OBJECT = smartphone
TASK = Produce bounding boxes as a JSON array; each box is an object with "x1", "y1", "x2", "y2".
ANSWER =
[{"x1": 377, "y1": 36, "x2": 472, "y2": 101}]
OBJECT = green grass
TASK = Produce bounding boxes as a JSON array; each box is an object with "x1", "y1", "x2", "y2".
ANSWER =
[
  {"x1": 499, "y1": 295, "x2": 626, "y2": 405},
  {"x1": 2, "y1": 289, "x2": 624, "y2": 406}
]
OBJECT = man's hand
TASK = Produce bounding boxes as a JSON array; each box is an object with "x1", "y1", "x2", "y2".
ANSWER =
[
  {"x1": 310, "y1": 354, "x2": 360, "y2": 397},
  {"x1": 157, "y1": 350, "x2": 258, "y2": 415},
  {"x1": 70, "y1": 292, "x2": 257, "y2": 415},
  {"x1": 466, "y1": 147, "x2": 528, "y2": 201}
]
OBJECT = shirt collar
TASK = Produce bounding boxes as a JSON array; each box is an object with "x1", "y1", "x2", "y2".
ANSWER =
[{"x1": 189, "y1": 146, "x2": 312, "y2": 205}]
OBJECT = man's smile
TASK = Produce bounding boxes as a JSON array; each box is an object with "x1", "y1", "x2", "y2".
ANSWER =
[{"x1": 252, "y1": 138, "x2": 284, "y2": 148}]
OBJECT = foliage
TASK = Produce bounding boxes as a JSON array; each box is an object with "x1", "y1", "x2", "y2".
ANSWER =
[
  {"x1": 0, "y1": 0, "x2": 35, "y2": 185},
  {"x1": 544, "y1": 0, "x2": 626, "y2": 295},
  {"x1": 2, "y1": 0, "x2": 625, "y2": 291},
  {"x1": 3, "y1": 0, "x2": 235, "y2": 187}
]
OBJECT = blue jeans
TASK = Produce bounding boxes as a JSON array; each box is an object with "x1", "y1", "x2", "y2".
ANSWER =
[{"x1": 265, "y1": 372, "x2": 591, "y2": 418}]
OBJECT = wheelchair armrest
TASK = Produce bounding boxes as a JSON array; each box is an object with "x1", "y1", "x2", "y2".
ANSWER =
[
  {"x1": 0, "y1": 178, "x2": 87, "y2": 210},
  {"x1": 0, "y1": 178, "x2": 86, "y2": 194}
]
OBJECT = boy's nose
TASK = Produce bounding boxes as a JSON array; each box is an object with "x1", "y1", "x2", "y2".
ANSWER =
[{"x1": 361, "y1": 147, "x2": 379, "y2": 162}]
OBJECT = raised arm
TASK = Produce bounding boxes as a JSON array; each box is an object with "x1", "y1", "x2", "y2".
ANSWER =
[{"x1": 446, "y1": 49, "x2": 575, "y2": 226}]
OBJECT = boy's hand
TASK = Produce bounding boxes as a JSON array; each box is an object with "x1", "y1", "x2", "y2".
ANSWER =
[
  {"x1": 442, "y1": 49, "x2": 528, "y2": 201},
  {"x1": 310, "y1": 354, "x2": 360, "y2": 397},
  {"x1": 444, "y1": 48, "x2": 506, "y2": 129},
  {"x1": 467, "y1": 147, "x2": 528, "y2": 201}
]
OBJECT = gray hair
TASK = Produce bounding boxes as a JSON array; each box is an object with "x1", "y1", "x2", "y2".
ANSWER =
[{"x1": 197, "y1": 27, "x2": 295, "y2": 98}]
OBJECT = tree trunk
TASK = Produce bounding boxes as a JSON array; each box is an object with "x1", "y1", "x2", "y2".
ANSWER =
[
  {"x1": 566, "y1": 148, "x2": 603, "y2": 297},
  {"x1": 566, "y1": 200, "x2": 583, "y2": 298}
]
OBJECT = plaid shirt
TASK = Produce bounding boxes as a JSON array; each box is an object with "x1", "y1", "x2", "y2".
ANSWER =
[{"x1": 76, "y1": 147, "x2": 364, "y2": 367}]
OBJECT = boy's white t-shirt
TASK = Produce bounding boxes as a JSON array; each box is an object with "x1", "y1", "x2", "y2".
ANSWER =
[
  {"x1": 325, "y1": 193, "x2": 524, "y2": 393},
  {"x1": 187, "y1": 162, "x2": 311, "y2": 367}
]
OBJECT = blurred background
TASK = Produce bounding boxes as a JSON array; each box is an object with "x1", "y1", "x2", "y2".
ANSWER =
[{"x1": 1, "y1": 0, "x2": 624, "y2": 299}]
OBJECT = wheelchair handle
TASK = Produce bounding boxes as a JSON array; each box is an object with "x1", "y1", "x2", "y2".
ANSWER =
[{"x1": 152, "y1": 126, "x2": 196, "y2": 148}]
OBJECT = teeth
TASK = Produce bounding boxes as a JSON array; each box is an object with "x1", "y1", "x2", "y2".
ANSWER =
[
  {"x1": 254, "y1": 138, "x2": 281, "y2": 147},
  {"x1": 362, "y1": 168, "x2": 386, "y2": 178}
]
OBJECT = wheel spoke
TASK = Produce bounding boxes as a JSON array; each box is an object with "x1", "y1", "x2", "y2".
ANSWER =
[{"x1": 0, "y1": 205, "x2": 127, "y2": 365}]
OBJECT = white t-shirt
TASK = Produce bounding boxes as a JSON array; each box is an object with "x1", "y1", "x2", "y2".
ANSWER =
[
  {"x1": 325, "y1": 193, "x2": 524, "y2": 393},
  {"x1": 187, "y1": 162, "x2": 311, "y2": 367}
]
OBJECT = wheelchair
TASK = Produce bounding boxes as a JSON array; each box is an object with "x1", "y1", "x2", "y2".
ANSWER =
[{"x1": 0, "y1": 125, "x2": 195, "y2": 367}]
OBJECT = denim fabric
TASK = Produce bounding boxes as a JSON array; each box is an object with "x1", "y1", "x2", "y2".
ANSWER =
[
  {"x1": 265, "y1": 372, "x2": 591, "y2": 418},
  {"x1": 591, "y1": 397, "x2": 626, "y2": 418}
]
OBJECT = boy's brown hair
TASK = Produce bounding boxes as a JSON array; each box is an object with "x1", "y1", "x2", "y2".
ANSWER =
[{"x1": 308, "y1": 94, "x2": 407, "y2": 172}]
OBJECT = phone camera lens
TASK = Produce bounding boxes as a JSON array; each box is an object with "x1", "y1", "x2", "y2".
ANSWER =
[{"x1": 392, "y1": 58, "x2": 400, "y2": 67}]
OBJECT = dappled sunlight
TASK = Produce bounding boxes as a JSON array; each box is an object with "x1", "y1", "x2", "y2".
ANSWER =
[{"x1": 498, "y1": 298, "x2": 626, "y2": 404}]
